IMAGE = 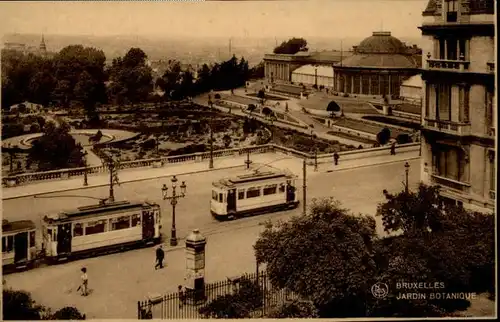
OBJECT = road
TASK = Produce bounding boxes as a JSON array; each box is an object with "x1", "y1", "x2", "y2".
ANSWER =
[{"x1": 3, "y1": 159, "x2": 420, "y2": 318}]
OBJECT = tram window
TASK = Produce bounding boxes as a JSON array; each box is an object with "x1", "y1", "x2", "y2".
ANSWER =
[
  {"x1": 238, "y1": 189, "x2": 245, "y2": 200},
  {"x1": 212, "y1": 191, "x2": 218, "y2": 201},
  {"x1": 2, "y1": 236, "x2": 14, "y2": 253},
  {"x1": 29, "y1": 231, "x2": 36, "y2": 247},
  {"x1": 246, "y1": 187, "x2": 261, "y2": 198},
  {"x1": 73, "y1": 223, "x2": 84, "y2": 237},
  {"x1": 219, "y1": 193, "x2": 223, "y2": 203},
  {"x1": 111, "y1": 216, "x2": 131, "y2": 231},
  {"x1": 263, "y1": 184, "x2": 277, "y2": 196},
  {"x1": 47, "y1": 229, "x2": 52, "y2": 239},
  {"x1": 85, "y1": 220, "x2": 107, "y2": 235},
  {"x1": 279, "y1": 183, "x2": 286, "y2": 193},
  {"x1": 132, "y1": 214, "x2": 141, "y2": 227}
]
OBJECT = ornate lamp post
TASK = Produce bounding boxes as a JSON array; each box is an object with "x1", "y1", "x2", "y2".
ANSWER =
[
  {"x1": 162, "y1": 176, "x2": 187, "y2": 246},
  {"x1": 208, "y1": 95, "x2": 214, "y2": 169},
  {"x1": 83, "y1": 151, "x2": 88, "y2": 186},
  {"x1": 107, "y1": 158, "x2": 120, "y2": 202},
  {"x1": 404, "y1": 162, "x2": 410, "y2": 193}
]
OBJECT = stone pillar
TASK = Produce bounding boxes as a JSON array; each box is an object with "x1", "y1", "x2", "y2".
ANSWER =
[{"x1": 185, "y1": 229, "x2": 207, "y2": 304}]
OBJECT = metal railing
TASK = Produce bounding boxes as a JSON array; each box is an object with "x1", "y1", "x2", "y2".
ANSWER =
[
  {"x1": 427, "y1": 59, "x2": 470, "y2": 72},
  {"x1": 137, "y1": 271, "x2": 299, "y2": 319},
  {"x1": 2, "y1": 142, "x2": 420, "y2": 187}
]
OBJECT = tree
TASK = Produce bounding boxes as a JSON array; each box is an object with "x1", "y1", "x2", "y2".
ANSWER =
[
  {"x1": 254, "y1": 198, "x2": 378, "y2": 317},
  {"x1": 326, "y1": 100, "x2": 341, "y2": 118},
  {"x1": 261, "y1": 106, "x2": 273, "y2": 118},
  {"x1": 376, "y1": 127, "x2": 391, "y2": 145},
  {"x1": 257, "y1": 89, "x2": 266, "y2": 105},
  {"x1": 249, "y1": 61, "x2": 265, "y2": 79},
  {"x1": 273, "y1": 38, "x2": 308, "y2": 55},
  {"x1": 107, "y1": 48, "x2": 153, "y2": 106},
  {"x1": 2, "y1": 289, "x2": 44, "y2": 320},
  {"x1": 222, "y1": 134, "x2": 232, "y2": 148},
  {"x1": 51, "y1": 307, "x2": 86, "y2": 320},
  {"x1": 268, "y1": 300, "x2": 319, "y2": 318},
  {"x1": 29, "y1": 121, "x2": 85, "y2": 171},
  {"x1": 199, "y1": 277, "x2": 263, "y2": 318}
]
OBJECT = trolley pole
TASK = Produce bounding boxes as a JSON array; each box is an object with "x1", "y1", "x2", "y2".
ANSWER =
[
  {"x1": 302, "y1": 158, "x2": 307, "y2": 215},
  {"x1": 245, "y1": 149, "x2": 252, "y2": 169}
]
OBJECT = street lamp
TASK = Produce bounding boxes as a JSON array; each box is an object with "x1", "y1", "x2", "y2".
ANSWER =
[
  {"x1": 83, "y1": 151, "x2": 88, "y2": 186},
  {"x1": 208, "y1": 96, "x2": 214, "y2": 169},
  {"x1": 404, "y1": 162, "x2": 410, "y2": 193},
  {"x1": 310, "y1": 128, "x2": 318, "y2": 172},
  {"x1": 161, "y1": 176, "x2": 187, "y2": 246}
]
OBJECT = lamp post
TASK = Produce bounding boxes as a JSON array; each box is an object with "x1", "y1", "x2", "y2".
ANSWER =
[
  {"x1": 310, "y1": 128, "x2": 318, "y2": 172},
  {"x1": 245, "y1": 149, "x2": 252, "y2": 169},
  {"x1": 404, "y1": 162, "x2": 410, "y2": 193},
  {"x1": 162, "y1": 176, "x2": 187, "y2": 246},
  {"x1": 83, "y1": 151, "x2": 88, "y2": 186},
  {"x1": 107, "y1": 158, "x2": 119, "y2": 202},
  {"x1": 208, "y1": 96, "x2": 214, "y2": 169}
]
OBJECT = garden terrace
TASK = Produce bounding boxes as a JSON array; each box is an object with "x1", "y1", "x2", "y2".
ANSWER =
[
  {"x1": 221, "y1": 95, "x2": 260, "y2": 106},
  {"x1": 271, "y1": 84, "x2": 304, "y2": 97},
  {"x1": 270, "y1": 127, "x2": 357, "y2": 153},
  {"x1": 245, "y1": 93, "x2": 289, "y2": 101},
  {"x1": 392, "y1": 103, "x2": 421, "y2": 115},
  {"x1": 361, "y1": 115, "x2": 421, "y2": 130},
  {"x1": 332, "y1": 118, "x2": 409, "y2": 138},
  {"x1": 299, "y1": 94, "x2": 379, "y2": 114}
]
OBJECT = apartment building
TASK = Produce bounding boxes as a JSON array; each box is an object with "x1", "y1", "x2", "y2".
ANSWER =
[{"x1": 419, "y1": 0, "x2": 495, "y2": 213}]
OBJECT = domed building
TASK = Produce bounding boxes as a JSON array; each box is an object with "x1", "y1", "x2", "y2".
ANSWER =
[{"x1": 332, "y1": 31, "x2": 421, "y2": 97}]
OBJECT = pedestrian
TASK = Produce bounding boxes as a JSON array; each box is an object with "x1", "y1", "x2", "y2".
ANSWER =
[
  {"x1": 155, "y1": 245, "x2": 165, "y2": 270},
  {"x1": 333, "y1": 152, "x2": 339, "y2": 166},
  {"x1": 178, "y1": 285, "x2": 186, "y2": 308},
  {"x1": 390, "y1": 142, "x2": 396, "y2": 155},
  {"x1": 78, "y1": 267, "x2": 88, "y2": 296}
]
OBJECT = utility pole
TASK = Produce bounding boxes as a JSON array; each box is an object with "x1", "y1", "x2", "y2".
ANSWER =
[{"x1": 302, "y1": 158, "x2": 307, "y2": 215}]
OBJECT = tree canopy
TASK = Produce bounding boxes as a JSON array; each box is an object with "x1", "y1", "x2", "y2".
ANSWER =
[
  {"x1": 376, "y1": 127, "x2": 391, "y2": 145},
  {"x1": 273, "y1": 38, "x2": 308, "y2": 55},
  {"x1": 326, "y1": 101, "x2": 341, "y2": 117},
  {"x1": 29, "y1": 121, "x2": 84, "y2": 171},
  {"x1": 253, "y1": 184, "x2": 495, "y2": 318}
]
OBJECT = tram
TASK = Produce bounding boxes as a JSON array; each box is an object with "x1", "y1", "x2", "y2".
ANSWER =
[
  {"x1": 42, "y1": 200, "x2": 162, "y2": 261},
  {"x1": 210, "y1": 170, "x2": 299, "y2": 219},
  {"x1": 2, "y1": 219, "x2": 37, "y2": 270}
]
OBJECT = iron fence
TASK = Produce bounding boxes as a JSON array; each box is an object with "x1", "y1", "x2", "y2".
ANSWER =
[{"x1": 137, "y1": 271, "x2": 299, "y2": 319}]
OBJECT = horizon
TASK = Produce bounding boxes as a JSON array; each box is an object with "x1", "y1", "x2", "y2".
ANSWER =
[{"x1": 1, "y1": 0, "x2": 428, "y2": 40}]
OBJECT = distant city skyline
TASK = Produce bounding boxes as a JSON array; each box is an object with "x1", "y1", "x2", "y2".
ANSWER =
[{"x1": 1, "y1": 0, "x2": 428, "y2": 40}]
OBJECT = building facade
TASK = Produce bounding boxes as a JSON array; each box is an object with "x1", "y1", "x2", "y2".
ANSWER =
[
  {"x1": 333, "y1": 32, "x2": 421, "y2": 98},
  {"x1": 419, "y1": 0, "x2": 495, "y2": 212}
]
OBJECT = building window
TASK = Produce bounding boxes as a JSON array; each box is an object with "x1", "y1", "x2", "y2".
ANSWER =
[
  {"x1": 73, "y1": 223, "x2": 84, "y2": 237},
  {"x1": 439, "y1": 38, "x2": 446, "y2": 59},
  {"x1": 485, "y1": 88, "x2": 494, "y2": 128},
  {"x1": 238, "y1": 189, "x2": 245, "y2": 200},
  {"x1": 111, "y1": 216, "x2": 131, "y2": 231},
  {"x1": 370, "y1": 75, "x2": 379, "y2": 95},
  {"x1": 246, "y1": 187, "x2": 261, "y2": 198},
  {"x1": 263, "y1": 184, "x2": 278, "y2": 196},
  {"x1": 446, "y1": 0, "x2": 458, "y2": 22},
  {"x1": 132, "y1": 214, "x2": 141, "y2": 227},
  {"x1": 85, "y1": 220, "x2": 107, "y2": 235},
  {"x1": 434, "y1": 146, "x2": 466, "y2": 182},
  {"x1": 2, "y1": 236, "x2": 14, "y2": 253},
  {"x1": 436, "y1": 84, "x2": 452, "y2": 121},
  {"x1": 390, "y1": 75, "x2": 400, "y2": 97},
  {"x1": 353, "y1": 75, "x2": 361, "y2": 94},
  {"x1": 425, "y1": 83, "x2": 431, "y2": 117},
  {"x1": 212, "y1": 190, "x2": 218, "y2": 201},
  {"x1": 362, "y1": 75, "x2": 370, "y2": 95},
  {"x1": 29, "y1": 231, "x2": 35, "y2": 247},
  {"x1": 489, "y1": 151, "x2": 496, "y2": 192}
]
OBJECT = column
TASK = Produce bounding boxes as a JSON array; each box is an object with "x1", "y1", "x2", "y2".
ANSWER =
[
  {"x1": 444, "y1": 40, "x2": 448, "y2": 60},
  {"x1": 388, "y1": 74, "x2": 392, "y2": 96},
  {"x1": 360, "y1": 74, "x2": 363, "y2": 95},
  {"x1": 368, "y1": 74, "x2": 372, "y2": 95},
  {"x1": 350, "y1": 75, "x2": 354, "y2": 94}
]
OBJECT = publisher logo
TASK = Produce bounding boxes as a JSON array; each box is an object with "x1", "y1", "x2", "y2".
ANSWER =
[{"x1": 371, "y1": 282, "x2": 389, "y2": 299}]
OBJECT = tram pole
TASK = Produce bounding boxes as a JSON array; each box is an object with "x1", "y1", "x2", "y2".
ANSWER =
[{"x1": 302, "y1": 158, "x2": 307, "y2": 215}]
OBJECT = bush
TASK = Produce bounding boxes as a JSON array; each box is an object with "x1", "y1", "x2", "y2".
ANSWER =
[
  {"x1": 141, "y1": 138, "x2": 157, "y2": 150},
  {"x1": 51, "y1": 307, "x2": 86, "y2": 320},
  {"x1": 214, "y1": 93, "x2": 221, "y2": 99},
  {"x1": 396, "y1": 133, "x2": 412, "y2": 144}
]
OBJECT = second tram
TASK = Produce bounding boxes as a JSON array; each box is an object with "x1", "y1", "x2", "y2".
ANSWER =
[
  {"x1": 211, "y1": 170, "x2": 299, "y2": 219},
  {"x1": 2, "y1": 219, "x2": 37, "y2": 270}
]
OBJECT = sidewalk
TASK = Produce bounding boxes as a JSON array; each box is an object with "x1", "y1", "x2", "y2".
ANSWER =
[
  {"x1": 4, "y1": 219, "x2": 267, "y2": 319},
  {"x1": 1, "y1": 153, "x2": 288, "y2": 200}
]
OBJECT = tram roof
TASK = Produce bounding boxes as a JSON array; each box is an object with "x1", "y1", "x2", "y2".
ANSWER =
[
  {"x1": 2, "y1": 220, "x2": 36, "y2": 233},
  {"x1": 43, "y1": 200, "x2": 158, "y2": 223},
  {"x1": 214, "y1": 170, "x2": 294, "y2": 188}
]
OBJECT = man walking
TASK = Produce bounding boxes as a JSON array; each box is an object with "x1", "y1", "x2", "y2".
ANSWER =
[
  {"x1": 78, "y1": 267, "x2": 88, "y2": 296},
  {"x1": 155, "y1": 245, "x2": 165, "y2": 270},
  {"x1": 390, "y1": 142, "x2": 396, "y2": 155},
  {"x1": 333, "y1": 152, "x2": 339, "y2": 166}
]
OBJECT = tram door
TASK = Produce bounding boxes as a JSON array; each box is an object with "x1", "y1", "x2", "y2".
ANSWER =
[
  {"x1": 14, "y1": 232, "x2": 28, "y2": 263},
  {"x1": 142, "y1": 211, "x2": 155, "y2": 240},
  {"x1": 57, "y1": 223, "x2": 72, "y2": 255},
  {"x1": 286, "y1": 180, "x2": 296, "y2": 203},
  {"x1": 227, "y1": 189, "x2": 237, "y2": 214}
]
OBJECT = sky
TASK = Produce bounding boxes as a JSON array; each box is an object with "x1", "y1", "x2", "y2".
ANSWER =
[{"x1": 0, "y1": 0, "x2": 429, "y2": 40}]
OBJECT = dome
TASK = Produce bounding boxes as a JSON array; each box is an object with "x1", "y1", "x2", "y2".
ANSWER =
[{"x1": 355, "y1": 31, "x2": 407, "y2": 54}]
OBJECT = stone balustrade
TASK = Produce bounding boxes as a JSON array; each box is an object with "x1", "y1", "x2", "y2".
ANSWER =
[{"x1": 2, "y1": 142, "x2": 420, "y2": 187}]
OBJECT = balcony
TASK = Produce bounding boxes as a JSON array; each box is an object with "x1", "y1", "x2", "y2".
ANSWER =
[
  {"x1": 487, "y1": 62, "x2": 495, "y2": 73},
  {"x1": 424, "y1": 118, "x2": 471, "y2": 136},
  {"x1": 427, "y1": 59, "x2": 470, "y2": 72},
  {"x1": 431, "y1": 174, "x2": 471, "y2": 193}
]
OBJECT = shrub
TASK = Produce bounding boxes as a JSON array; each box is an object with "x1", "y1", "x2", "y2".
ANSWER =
[
  {"x1": 141, "y1": 138, "x2": 157, "y2": 150},
  {"x1": 51, "y1": 307, "x2": 86, "y2": 320}
]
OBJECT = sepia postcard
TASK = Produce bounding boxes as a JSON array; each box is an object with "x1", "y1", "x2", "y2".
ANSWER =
[{"x1": 0, "y1": 0, "x2": 496, "y2": 320}]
